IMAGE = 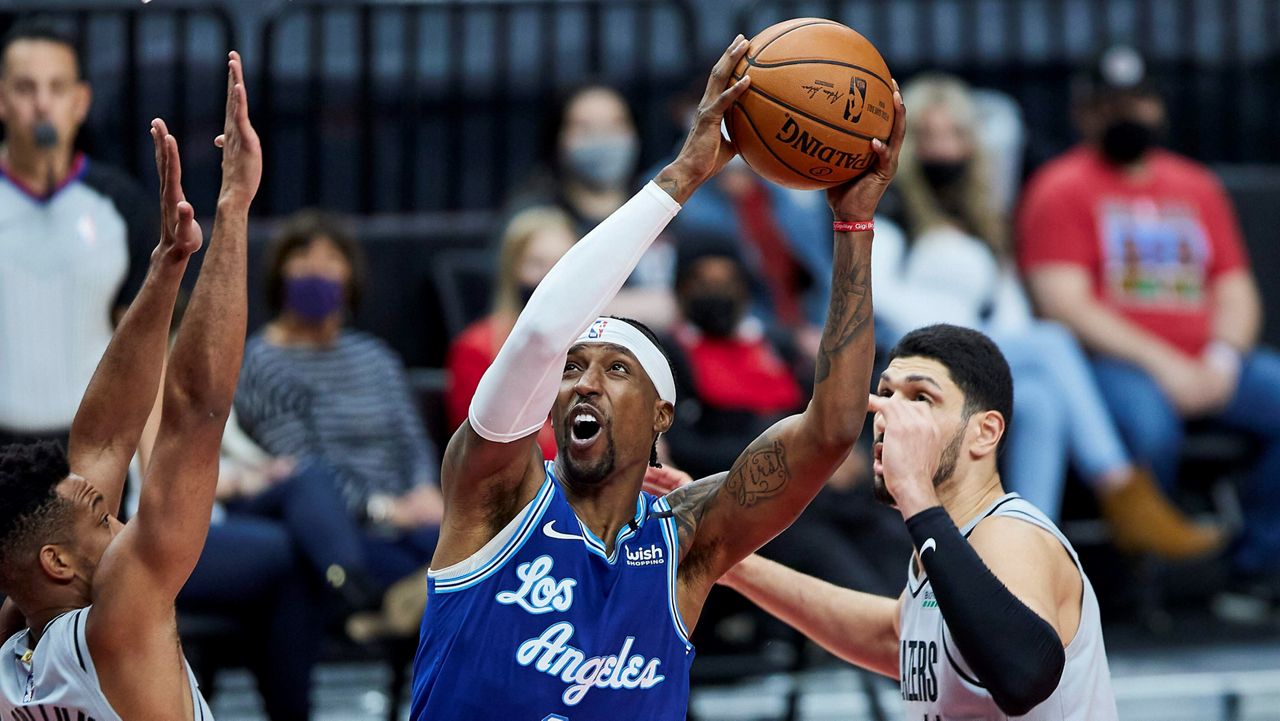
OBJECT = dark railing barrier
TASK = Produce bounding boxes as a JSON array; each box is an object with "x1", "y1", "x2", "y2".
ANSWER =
[
  {"x1": 257, "y1": 0, "x2": 700, "y2": 214},
  {"x1": 737, "y1": 0, "x2": 1280, "y2": 169},
  {"x1": 0, "y1": 6, "x2": 237, "y2": 210}
]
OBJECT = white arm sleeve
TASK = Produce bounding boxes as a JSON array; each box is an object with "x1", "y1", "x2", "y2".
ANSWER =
[{"x1": 468, "y1": 181, "x2": 681, "y2": 442}]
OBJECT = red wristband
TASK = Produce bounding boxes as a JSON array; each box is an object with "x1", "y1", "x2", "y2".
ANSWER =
[{"x1": 833, "y1": 220, "x2": 874, "y2": 233}]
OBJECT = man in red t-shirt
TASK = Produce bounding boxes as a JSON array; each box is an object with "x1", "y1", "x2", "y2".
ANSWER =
[{"x1": 1018, "y1": 47, "x2": 1280, "y2": 589}]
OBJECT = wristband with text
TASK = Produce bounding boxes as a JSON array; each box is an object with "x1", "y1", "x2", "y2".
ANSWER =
[{"x1": 833, "y1": 220, "x2": 874, "y2": 233}]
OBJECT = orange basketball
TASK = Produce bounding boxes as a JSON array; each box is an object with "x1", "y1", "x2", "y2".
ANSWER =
[{"x1": 727, "y1": 18, "x2": 895, "y2": 190}]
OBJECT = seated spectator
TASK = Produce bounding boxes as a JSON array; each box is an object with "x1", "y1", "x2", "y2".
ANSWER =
[
  {"x1": 0, "y1": 19, "x2": 156, "y2": 446},
  {"x1": 663, "y1": 234, "x2": 909, "y2": 598},
  {"x1": 508, "y1": 83, "x2": 676, "y2": 329},
  {"x1": 874, "y1": 73, "x2": 1219, "y2": 558},
  {"x1": 445, "y1": 206, "x2": 576, "y2": 460},
  {"x1": 662, "y1": 233, "x2": 806, "y2": 478},
  {"x1": 234, "y1": 211, "x2": 444, "y2": 599},
  {"x1": 674, "y1": 157, "x2": 829, "y2": 356},
  {"x1": 1019, "y1": 48, "x2": 1280, "y2": 589}
]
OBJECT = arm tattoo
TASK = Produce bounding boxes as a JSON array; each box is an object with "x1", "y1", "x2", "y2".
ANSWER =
[
  {"x1": 667, "y1": 475, "x2": 725, "y2": 555},
  {"x1": 814, "y1": 243, "x2": 872, "y2": 383},
  {"x1": 656, "y1": 176, "x2": 683, "y2": 202},
  {"x1": 724, "y1": 437, "x2": 791, "y2": 506}
]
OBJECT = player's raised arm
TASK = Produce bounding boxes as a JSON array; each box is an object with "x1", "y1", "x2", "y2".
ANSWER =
[
  {"x1": 95, "y1": 52, "x2": 260, "y2": 603},
  {"x1": 666, "y1": 80, "x2": 906, "y2": 593},
  {"x1": 435, "y1": 36, "x2": 751, "y2": 559},
  {"x1": 63, "y1": 118, "x2": 204, "y2": 515}
]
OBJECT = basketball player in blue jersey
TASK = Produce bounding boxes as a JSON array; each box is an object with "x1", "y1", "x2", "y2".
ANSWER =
[
  {"x1": 412, "y1": 35, "x2": 907, "y2": 719},
  {"x1": 0, "y1": 53, "x2": 260, "y2": 720},
  {"x1": 720, "y1": 325, "x2": 1119, "y2": 720}
]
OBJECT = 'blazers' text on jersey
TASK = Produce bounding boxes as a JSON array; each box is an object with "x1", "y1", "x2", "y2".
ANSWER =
[{"x1": 898, "y1": 493, "x2": 1118, "y2": 721}]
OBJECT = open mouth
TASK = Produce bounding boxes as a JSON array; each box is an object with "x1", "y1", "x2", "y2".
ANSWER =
[
  {"x1": 569, "y1": 406, "x2": 604, "y2": 448},
  {"x1": 872, "y1": 439, "x2": 884, "y2": 476}
]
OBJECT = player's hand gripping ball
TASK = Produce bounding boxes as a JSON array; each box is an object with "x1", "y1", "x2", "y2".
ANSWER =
[{"x1": 726, "y1": 18, "x2": 895, "y2": 189}]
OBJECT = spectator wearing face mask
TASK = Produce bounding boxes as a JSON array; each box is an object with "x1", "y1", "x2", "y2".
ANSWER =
[
  {"x1": 234, "y1": 210, "x2": 444, "y2": 595},
  {"x1": 663, "y1": 234, "x2": 911, "y2": 602},
  {"x1": 445, "y1": 206, "x2": 577, "y2": 460},
  {"x1": 673, "y1": 156, "x2": 831, "y2": 358},
  {"x1": 871, "y1": 73, "x2": 1222, "y2": 560},
  {"x1": 507, "y1": 83, "x2": 677, "y2": 330},
  {"x1": 1020, "y1": 48, "x2": 1280, "y2": 589},
  {"x1": 660, "y1": 233, "x2": 806, "y2": 479}
]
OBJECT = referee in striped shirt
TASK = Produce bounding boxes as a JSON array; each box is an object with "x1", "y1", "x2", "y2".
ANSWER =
[{"x1": 0, "y1": 18, "x2": 157, "y2": 446}]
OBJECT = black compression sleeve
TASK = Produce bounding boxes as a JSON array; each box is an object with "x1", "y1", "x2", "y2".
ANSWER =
[{"x1": 906, "y1": 506, "x2": 1066, "y2": 715}]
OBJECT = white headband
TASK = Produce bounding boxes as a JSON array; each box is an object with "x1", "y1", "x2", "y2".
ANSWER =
[{"x1": 574, "y1": 317, "x2": 677, "y2": 406}]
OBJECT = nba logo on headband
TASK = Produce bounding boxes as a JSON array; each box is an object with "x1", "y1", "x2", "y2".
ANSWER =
[{"x1": 575, "y1": 317, "x2": 677, "y2": 406}]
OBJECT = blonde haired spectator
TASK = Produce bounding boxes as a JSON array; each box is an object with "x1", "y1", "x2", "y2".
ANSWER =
[{"x1": 445, "y1": 206, "x2": 577, "y2": 459}]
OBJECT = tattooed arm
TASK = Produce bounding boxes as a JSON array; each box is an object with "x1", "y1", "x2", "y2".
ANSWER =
[{"x1": 668, "y1": 82, "x2": 907, "y2": 619}]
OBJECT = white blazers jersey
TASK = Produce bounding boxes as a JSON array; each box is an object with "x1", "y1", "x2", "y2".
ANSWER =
[
  {"x1": 898, "y1": 494, "x2": 1118, "y2": 721},
  {"x1": 0, "y1": 607, "x2": 214, "y2": 721}
]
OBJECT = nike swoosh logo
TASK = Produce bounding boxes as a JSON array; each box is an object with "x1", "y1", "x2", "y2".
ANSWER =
[
  {"x1": 920, "y1": 538, "x2": 937, "y2": 557},
  {"x1": 543, "y1": 521, "x2": 584, "y2": 541}
]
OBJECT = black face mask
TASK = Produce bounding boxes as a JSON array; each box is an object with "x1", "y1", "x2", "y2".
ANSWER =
[
  {"x1": 919, "y1": 159, "x2": 968, "y2": 193},
  {"x1": 684, "y1": 292, "x2": 740, "y2": 338},
  {"x1": 517, "y1": 284, "x2": 537, "y2": 309},
  {"x1": 1100, "y1": 119, "x2": 1155, "y2": 165}
]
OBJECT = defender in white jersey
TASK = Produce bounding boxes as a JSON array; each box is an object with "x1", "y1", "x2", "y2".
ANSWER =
[
  {"x1": 722, "y1": 324, "x2": 1118, "y2": 719},
  {"x1": 0, "y1": 52, "x2": 260, "y2": 721}
]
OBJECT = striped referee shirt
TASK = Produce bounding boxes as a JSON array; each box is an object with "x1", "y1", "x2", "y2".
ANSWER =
[
  {"x1": 0, "y1": 155, "x2": 155, "y2": 433},
  {"x1": 234, "y1": 329, "x2": 440, "y2": 512}
]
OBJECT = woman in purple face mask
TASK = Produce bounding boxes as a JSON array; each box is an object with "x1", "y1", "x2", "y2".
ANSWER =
[{"x1": 234, "y1": 210, "x2": 446, "y2": 639}]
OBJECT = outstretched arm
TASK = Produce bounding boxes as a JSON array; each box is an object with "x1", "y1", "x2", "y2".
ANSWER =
[
  {"x1": 95, "y1": 52, "x2": 261, "y2": 609},
  {"x1": 434, "y1": 36, "x2": 751, "y2": 565},
  {"x1": 669, "y1": 82, "x2": 907, "y2": 603},
  {"x1": 66, "y1": 121, "x2": 203, "y2": 515},
  {"x1": 719, "y1": 555, "x2": 901, "y2": 679}
]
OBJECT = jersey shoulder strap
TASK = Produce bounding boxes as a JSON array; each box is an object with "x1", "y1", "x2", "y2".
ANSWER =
[{"x1": 963, "y1": 493, "x2": 1081, "y2": 568}]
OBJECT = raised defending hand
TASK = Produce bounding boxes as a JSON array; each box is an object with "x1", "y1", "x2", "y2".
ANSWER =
[
  {"x1": 867, "y1": 393, "x2": 945, "y2": 518},
  {"x1": 214, "y1": 51, "x2": 262, "y2": 211},
  {"x1": 656, "y1": 35, "x2": 752, "y2": 204},
  {"x1": 826, "y1": 78, "x2": 907, "y2": 221},
  {"x1": 149, "y1": 119, "x2": 203, "y2": 264}
]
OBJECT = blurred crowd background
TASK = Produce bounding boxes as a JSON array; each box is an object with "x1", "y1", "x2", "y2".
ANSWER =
[{"x1": 2, "y1": 0, "x2": 1280, "y2": 719}]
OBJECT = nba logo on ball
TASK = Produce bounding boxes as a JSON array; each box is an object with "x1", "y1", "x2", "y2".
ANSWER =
[
  {"x1": 725, "y1": 18, "x2": 894, "y2": 190},
  {"x1": 843, "y1": 77, "x2": 867, "y2": 123}
]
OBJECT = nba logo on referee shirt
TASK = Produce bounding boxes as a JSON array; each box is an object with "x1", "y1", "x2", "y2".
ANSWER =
[
  {"x1": 843, "y1": 77, "x2": 867, "y2": 123},
  {"x1": 588, "y1": 319, "x2": 609, "y2": 339}
]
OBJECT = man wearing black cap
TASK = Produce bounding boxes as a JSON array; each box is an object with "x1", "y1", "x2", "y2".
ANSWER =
[
  {"x1": 0, "y1": 18, "x2": 156, "y2": 447},
  {"x1": 1018, "y1": 46, "x2": 1280, "y2": 594}
]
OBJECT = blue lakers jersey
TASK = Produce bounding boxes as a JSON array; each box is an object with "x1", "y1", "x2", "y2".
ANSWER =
[{"x1": 410, "y1": 462, "x2": 696, "y2": 720}]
